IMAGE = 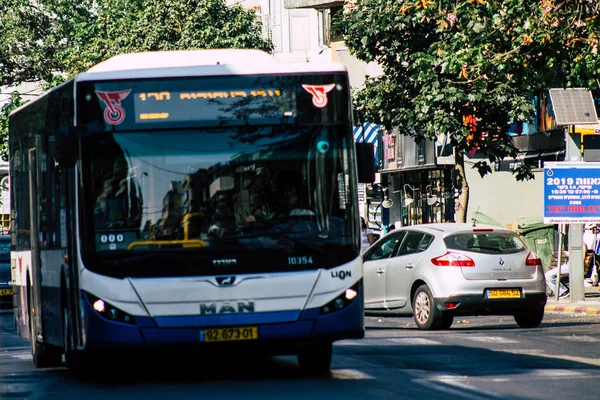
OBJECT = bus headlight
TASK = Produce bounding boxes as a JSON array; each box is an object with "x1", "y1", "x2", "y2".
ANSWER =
[
  {"x1": 320, "y1": 282, "x2": 360, "y2": 315},
  {"x1": 86, "y1": 292, "x2": 136, "y2": 325}
]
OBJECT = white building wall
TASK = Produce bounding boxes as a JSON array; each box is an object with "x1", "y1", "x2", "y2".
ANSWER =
[{"x1": 258, "y1": 0, "x2": 322, "y2": 63}]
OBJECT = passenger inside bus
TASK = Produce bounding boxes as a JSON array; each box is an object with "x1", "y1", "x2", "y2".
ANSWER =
[
  {"x1": 265, "y1": 169, "x2": 314, "y2": 228},
  {"x1": 95, "y1": 157, "x2": 141, "y2": 229}
]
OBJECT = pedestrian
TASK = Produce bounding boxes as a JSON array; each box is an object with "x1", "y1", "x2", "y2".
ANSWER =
[
  {"x1": 546, "y1": 250, "x2": 570, "y2": 298},
  {"x1": 361, "y1": 217, "x2": 371, "y2": 253}
]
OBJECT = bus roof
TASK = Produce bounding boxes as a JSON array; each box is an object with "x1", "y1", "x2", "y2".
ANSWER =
[{"x1": 76, "y1": 49, "x2": 348, "y2": 82}]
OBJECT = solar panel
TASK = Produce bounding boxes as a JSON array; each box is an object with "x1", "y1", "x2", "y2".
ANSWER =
[{"x1": 549, "y1": 88, "x2": 599, "y2": 125}]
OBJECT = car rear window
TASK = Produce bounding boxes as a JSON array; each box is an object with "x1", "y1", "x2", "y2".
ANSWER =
[{"x1": 444, "y1": 232, "x2": 526, "y2": 255}]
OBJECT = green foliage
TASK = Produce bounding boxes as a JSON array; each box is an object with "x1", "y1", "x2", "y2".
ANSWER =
[
  {"x1": 0, "y1": 92, "x2": 23, "y2": 161},
  {"x1": 0, "y1": 0, "x2": 273, "y2": 84},
  {"x1": 335, "y1": 0, "x2": 600, "y2": 179},
  {"x1": 0, "y1": 0, "x2": 64, "y2": 85}
]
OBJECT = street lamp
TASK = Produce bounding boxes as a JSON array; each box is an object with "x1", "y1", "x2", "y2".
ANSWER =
[
  {"x1": 403, "y1": 184, "x2": 418, "y2": 207},
  {"x1": 382, "y1": 188, "x2": 394, "y2": 209},
  {"x1": 425, "y1": 184, "x2": 439, "y2": 206}
]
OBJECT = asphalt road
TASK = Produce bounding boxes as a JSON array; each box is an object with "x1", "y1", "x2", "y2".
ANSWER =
[{"x1": 2, "y1": 310, "x2": 600, "y2": 399}]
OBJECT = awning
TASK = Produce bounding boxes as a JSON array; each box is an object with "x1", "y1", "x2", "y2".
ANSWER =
[{"x1": 354, "y1": 123, "x2": 382, "y2": 147}]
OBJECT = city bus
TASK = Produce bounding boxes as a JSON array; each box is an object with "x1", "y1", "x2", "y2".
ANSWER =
[{"x1": 8, "y1": 49, "x2": 370, "y2": 374}]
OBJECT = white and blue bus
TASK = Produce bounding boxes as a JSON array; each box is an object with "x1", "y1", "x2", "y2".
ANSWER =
[{"x1": 9, "y1": 49, "x2": 371, "y2": 374}]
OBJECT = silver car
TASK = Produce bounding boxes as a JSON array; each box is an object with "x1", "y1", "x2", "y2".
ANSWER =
[{"x1": 362, "y1": 223, "x2": 547, "y2": 330}]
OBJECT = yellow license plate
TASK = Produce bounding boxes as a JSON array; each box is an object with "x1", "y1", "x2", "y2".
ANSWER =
[
  {"x1": 0, "y1": 288, "x2": 12, "y2": 296},
  {"x1": 487, "y1": 289, "x2": 521, "y2": 299},
  {"x1": 200, "y1": 326, "x2": 258, "y2": 342}
]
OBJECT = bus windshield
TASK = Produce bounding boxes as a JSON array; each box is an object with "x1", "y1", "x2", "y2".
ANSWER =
[{"x1": 81, "y1": 125, "x2": 356, "y2": 256}]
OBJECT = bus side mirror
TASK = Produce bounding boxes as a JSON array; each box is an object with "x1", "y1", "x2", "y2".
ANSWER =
[
  {"x1": 54, "y1": 133, "x2": 78, "y2": 168},
  {"x1": 356, "y1": 142, "x2": 376, "y2": 184}
]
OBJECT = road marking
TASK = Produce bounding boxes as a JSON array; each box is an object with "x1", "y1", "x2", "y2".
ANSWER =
[
  {"x1": 551, "y1": 335, "x2": 600, "y2": 342},
  {"x1": 331, "y1": 369, "x2": 375, "y2": 380},
  {"x1": 462, "y1": 336, "x2": 519, "y2": 344},
  {"x1": 335, "y1": 340, "x2": 368, "y2": 346},
  {"x1": 500, "y1": 349, "x2": 600, "y2": 367},
  {"x1": 0, "y1": 349, "x2": 32, "y2": 360},
  {"x1": 11, "y1": 354, "x2": 32, "y2": 360},
  {"x1": 413, "y1": 376, "x2": 506, "y2": 400},
  {"x1": 387, "y1": 338, "x2": 442, "y2": 345},
  {"x1": 527, "y1": 369, "x2": 587, "y2": 378}
]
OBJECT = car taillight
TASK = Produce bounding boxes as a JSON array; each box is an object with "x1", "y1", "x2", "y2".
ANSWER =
[
  {"x1": 431, "y1": 252, "x2": 475, "y2": 267},
  {"x1": 526, "y1": 251, "x2": 542, "y2": 266}
]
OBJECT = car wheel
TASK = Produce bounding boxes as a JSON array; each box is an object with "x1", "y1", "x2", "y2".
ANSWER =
[
  {"x1": 514, "y1": 306, "x2": 545, "y2": 328},
  {"x1": 297, "y1": 341, "x2": 333, "y2": 376},
  {"x1": 413, "y1": 284, "x2": 444, "y2": 330}
]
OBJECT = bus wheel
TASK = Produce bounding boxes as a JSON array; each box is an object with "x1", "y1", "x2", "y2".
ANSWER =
[
  {"x1": 29, "y1": 290, "x2": 62, "y2": 368},
  {"x1": 297, "y1": 341, "x2": 333, "y2": 376}
]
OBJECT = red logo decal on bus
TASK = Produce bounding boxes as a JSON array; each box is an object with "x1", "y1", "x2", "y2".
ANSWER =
[
  {"x1": 18, "y1": 256, "x2": 22, "y2": 274},
  {"x1": 96, "y1": 90, "x2": 131, "y2": 125},
  {"x1": 302, "y1": 84, "x2": 335, "y2": 108}
]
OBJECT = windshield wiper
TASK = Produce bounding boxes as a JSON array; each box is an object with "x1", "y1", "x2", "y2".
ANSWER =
[{"x1": 230, "y1": 232, "x2": 325, "y2": 253}]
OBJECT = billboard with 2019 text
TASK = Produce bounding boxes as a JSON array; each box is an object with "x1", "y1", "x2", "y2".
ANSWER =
[{"x1": 544, "y1": 162, "x2": 600, "y2": 224}]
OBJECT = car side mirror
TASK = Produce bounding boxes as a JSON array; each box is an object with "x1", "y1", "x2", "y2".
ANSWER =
[{"x1": 356, "y1": 142, "x2": 376, "y2": 183}]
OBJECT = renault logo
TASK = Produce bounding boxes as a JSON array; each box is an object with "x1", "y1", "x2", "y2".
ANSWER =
[
  {"x1": 216, "y1": 276, "x2": 236, "y2": 286},
  {"x1": 498, "y1": 257, "x2": 505, "y2": 267}
]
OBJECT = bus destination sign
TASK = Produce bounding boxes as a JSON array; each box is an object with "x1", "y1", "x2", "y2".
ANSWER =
[
  {"x1": 544, "y1": 162, "x2": 600, "y2": 224},
  {"x1": 133, "y1": 89, "x2": 296, "y2": 124}
]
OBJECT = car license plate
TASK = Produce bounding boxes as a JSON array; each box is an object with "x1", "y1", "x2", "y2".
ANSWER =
[
  {"x1": 199, "y1": 326, "x2": 258, "y2": 343},
  {"x1": 0, "y1": 288, "x2": 12, "y2": 296},
  {"x1": 486, "y1": 289, "x2": 521, "y2": 299}
]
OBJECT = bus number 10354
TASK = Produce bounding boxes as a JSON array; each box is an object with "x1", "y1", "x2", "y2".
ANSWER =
[{"x1": 288, "y1": 256, "x2": 313, "y2": 265}]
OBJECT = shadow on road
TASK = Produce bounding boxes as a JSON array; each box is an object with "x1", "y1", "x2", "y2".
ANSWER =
[
  {"x1": 53, "y1": 350, "x2": 334, "y2": 384},
  {"x1": 4, "y1": 340, "x2": 600, "y2": 400}
]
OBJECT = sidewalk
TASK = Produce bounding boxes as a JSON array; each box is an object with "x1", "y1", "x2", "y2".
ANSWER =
[{"x1": 545, "y1": 285, "x2": 600, "y2": 315}]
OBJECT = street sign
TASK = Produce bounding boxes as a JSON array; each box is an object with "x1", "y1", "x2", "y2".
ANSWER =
[
  {"x1": 544, "y1": 162, "x2": 600, "y2": 223},
  {"x1": 548, "y1": 88, "x2": 598, "y2": 126}
]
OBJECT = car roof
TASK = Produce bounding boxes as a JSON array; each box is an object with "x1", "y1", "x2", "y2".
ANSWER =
[{"x1": 378, "y1": 223, "x2": 515, "y2": 240}]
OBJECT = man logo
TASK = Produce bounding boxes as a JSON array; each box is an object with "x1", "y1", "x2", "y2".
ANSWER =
[
  {"x1": 199, "y1": 301, "x2": 255, "y2": 315},
  {"x1": 213, "y1": 259, "x2": 237, "y2": 267},
  {"x1": 216, "y1": 276, "x2": 236, "y2": 286}
]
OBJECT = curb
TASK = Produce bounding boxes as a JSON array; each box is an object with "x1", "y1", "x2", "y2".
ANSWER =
[{"x1": 545, "y1": 304, "x2": 600, "y2": 315}]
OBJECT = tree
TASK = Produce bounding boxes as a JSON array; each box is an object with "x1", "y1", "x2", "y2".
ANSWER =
[
  {"x1": 334, "y1": 0, "x2": 600, "y2": 222},
  {"x1": 61, "y1": 0, "x2": 274, "y2": 77},
  {"x1": 0, "y1": 92, "x2": 22, "y2": 161},
  {"x1": 0, "y1": 0, "x2": 273, "y2": 161}
]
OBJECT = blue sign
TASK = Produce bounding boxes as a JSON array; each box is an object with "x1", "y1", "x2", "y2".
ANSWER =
[{"x1": 544, "y1": 162, "x2": 600, "y2": 224}]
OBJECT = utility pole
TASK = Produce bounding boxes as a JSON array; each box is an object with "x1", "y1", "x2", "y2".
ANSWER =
[
  {"x1": 548, "y1": 88, "x2": 599, "y2": 303},
  {"x1": 564, "y1": 126, "x2": 585, "y2": 302}
]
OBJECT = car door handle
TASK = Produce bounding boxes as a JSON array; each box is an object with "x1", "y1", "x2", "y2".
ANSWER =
[
  {"x1": 377, "y1": 269, "x2": 384, "y2": 275},
  {"x1": 405, "y1": 264, "x2": 415, "y2": 269}
]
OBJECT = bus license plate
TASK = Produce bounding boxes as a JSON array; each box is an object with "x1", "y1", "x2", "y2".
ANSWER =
[
  {"x1": 486, "y1": 289, "x2": 521, "y2": 299},
  {"x1": 0, "y1": 289, "x2": 12, "y2": 296},
  {"x1": 200, "y1": 326, "x2": 258, "y2": 342}
]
